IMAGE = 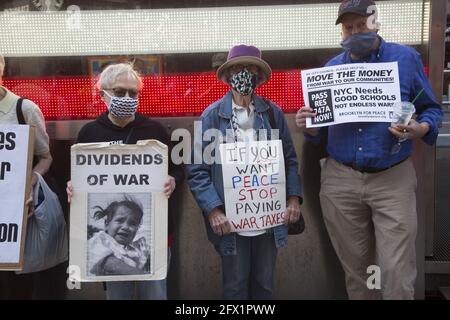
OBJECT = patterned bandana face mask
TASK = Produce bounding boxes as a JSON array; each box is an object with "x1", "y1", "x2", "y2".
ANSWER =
[
  {"x1": 103, "y1": 90, "x2": 138, "y2": 118},
  {"x1": 229, "y1": 69, "x2": 257, "y2": 96}
]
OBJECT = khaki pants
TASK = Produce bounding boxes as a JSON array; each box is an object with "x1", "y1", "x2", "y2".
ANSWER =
[{"x1": 320, "y1": 158, "x2": 417, "y2": 300}]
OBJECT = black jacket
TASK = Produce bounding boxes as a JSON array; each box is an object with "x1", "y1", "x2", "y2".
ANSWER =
[{"x1": 77, "y1": 112, "x2": 184, "y2": 235}]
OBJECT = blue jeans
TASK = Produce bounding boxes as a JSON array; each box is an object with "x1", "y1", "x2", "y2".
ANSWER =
[
  {"x1": 220, "y1": 233, "x2": 278, "y2": 300},
  {"x1": 106, "y1": 278, "x2": 167, "y2": 300},
  {"x1": 105, "y1": 249, "x2": 170, "y2": 300}
]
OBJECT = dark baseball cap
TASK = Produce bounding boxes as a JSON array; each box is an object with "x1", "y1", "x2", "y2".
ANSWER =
[{"x1": 335, "y1": 0, "x2": 377, "y2": 25}]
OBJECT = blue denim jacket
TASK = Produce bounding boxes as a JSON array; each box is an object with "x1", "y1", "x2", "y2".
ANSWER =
[{"x1": 187, "y1": 91, "x2": 302, "y2": 255}]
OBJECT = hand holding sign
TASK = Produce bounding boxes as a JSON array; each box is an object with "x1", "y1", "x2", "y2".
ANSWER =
[
  {"x1": 163, "y1": 175, "x2": 176, "y2": 198},
  {"x1": 295, "y1": 107, "x2": 319, "y2": 136},
  {"x1": 66, "y1": 180, "x2": 73, "y2": 203}
]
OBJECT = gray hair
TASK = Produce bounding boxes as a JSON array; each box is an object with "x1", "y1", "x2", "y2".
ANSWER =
[
  {"x1": 0, "y1": 55, "x2": 5, "y2": 77},
  {"x1": 96, "y1": 62, "x2": 143, "y2": 91}
]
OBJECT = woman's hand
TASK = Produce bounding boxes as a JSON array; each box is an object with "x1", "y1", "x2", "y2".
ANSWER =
[
  {"x1": 163, "y1": 175, "x2": 176, "y2": 198},
  {"x1": 208, "y1": 207, "x2": 231, "y2": 236},
  {"x1": 283, "y1": 196, "x2": 301, "y2": 225},
  {"x1": 66, "y1": 180, "x2": 73, "y2": 203}
]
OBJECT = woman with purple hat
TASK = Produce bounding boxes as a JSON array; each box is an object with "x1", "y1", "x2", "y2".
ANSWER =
[{"x1": 187, "y1": 44, "x2": 303, "y2": 299}]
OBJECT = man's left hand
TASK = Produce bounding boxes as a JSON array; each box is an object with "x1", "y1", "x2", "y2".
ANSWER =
[
  {"x1": 283, "y1": 196, "x2": 301, "y2": 224},
  {"x1": 388, "y1": 119, "x2": 430, "y2": 140}
]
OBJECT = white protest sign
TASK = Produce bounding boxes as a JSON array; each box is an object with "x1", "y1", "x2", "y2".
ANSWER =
[
  {"x1": 0, "y1": 125, "x2": 33, "y2": 270},
  {"x1": 70, "y1": 139, "x2": 168, "y2": 282},
  {"x1": 302, "y1": 62, "x2": 401, "y2": 128},
  {"x1": 220, "y1": 140, "x2": 286, "y2": 232}
]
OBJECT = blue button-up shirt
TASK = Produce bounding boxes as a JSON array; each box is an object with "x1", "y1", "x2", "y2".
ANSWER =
[{"x1": 306, "y1": 37, "x2": 443, "y2": 169}]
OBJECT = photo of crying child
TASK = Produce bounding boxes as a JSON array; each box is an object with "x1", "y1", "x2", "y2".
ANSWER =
[{"x1": 87, "y1": 193, "x2": 152, "y2": 277}]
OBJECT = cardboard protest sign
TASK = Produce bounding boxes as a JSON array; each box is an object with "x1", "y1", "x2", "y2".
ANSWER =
[
  {"x1": 70, "y1": 140, "x2": 168, "y2": 282},
  {"x1": 302, "y1": 62, "x2": 401, "y2": 128},
  {"x1": 220, "y1": 140, "x2": 286, "y2": 232},
  {"x1": 0, "y1": 125, "x2": 34, "y2": 270}
]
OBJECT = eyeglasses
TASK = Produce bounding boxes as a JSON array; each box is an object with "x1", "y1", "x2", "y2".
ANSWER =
[{"x1": 103, "y1": 87, "x2": 139, "y2": 98}]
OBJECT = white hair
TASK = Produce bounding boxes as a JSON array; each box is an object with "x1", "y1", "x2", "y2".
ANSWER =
[
  {"x1": 0, "y1": 55, "x2": 5, "y2": 77},
  {"x1": 96, "y1": 62, "x2": 143, "y2": 91}
]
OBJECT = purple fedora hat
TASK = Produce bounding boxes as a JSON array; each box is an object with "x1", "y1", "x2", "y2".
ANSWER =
[{"x1": 216, "y1": 44, "x2": 272, "y2": 86}]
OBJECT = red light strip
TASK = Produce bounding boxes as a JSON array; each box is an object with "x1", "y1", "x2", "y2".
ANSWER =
[{"x1": 3, "y1": 70, "x2": 303, "y2": 120}]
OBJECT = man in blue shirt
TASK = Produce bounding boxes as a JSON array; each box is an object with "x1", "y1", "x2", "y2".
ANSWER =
[{"x1": 296, "y1": 0, "x2": 443, "y2": 299}]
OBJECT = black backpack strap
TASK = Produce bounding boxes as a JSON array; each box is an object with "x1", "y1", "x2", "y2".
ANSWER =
[{"x1": 16, "y1": 98, "x2": 26, "y2": 124}]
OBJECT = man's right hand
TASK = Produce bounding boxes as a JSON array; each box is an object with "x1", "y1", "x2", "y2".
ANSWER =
[
  {"x1": 295, "y1": 107, "x2": 319, "y2": 136},
  {"x1": 208, "y1": 208, "x2": 231, "y2": 236}
]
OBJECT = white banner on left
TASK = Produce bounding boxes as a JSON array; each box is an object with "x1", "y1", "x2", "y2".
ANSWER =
[{"x1": 0, "y1": 124, "x2": 34, "y2": 270}]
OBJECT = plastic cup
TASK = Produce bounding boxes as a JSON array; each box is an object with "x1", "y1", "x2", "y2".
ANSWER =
[{"x1": 391, "y1": 101, "x2": 416, "y2": 127}]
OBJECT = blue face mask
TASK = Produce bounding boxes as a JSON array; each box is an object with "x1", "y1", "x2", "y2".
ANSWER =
[{"x1": 341, "y1": 31, "x2": 378, "y2": 58}]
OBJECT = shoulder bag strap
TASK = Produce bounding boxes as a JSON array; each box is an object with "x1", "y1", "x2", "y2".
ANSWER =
[{"x1": 16, "y1": 97, "x2": 26, "y2": 124}]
